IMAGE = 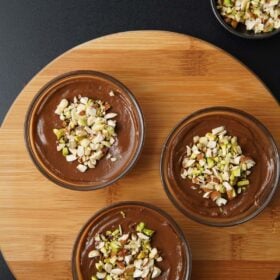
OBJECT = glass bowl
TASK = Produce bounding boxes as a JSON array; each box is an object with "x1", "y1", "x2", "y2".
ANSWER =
[
  {"x1": 25, "y1": 70, "x2": 145, "y2": 191},
  {"x1": 72, "y1": 201, "x2": 192, "y2": 279},
  {"x1": 161, "y1": 107, "x2": 279, "y2": 226}
]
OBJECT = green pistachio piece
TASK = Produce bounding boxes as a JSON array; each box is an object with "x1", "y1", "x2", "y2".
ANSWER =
[
  {"x1": 143, "y1": 240, "x2": 152, "y2": 251},
  {"x1": 95, "y1": 261, "x2": 103, "y2": 272},
  {"x1": 91, "y1": 276, "x2": 98, "y2": 280},
  {"x1": 190, "y1": 153, "x2": 197, "y2": 159},
  {"x1": 232, "y1": 167, "x2": 241, "y2": 177},
  {"x1": 207, "y1": 158, "x2": 214, "y2": 168},
  {"x1": 237, "y1": 180, "x2": 249, "y2": 187},
  {"x1": 62, "y1": 147, "x2": 69, "y2": 156},
  {"x1": 192, "y1": 168, "x2": 201, "y2": 176},
  {"x1": 136, "y1": 222, "x2": 145, "y2": 232},
  {"x1": 59, "y1": 138, "x2": 65, "y2": 144},
  {"x1": 105, "y1": 276, "x2": 113, "y2": 280},
  {"x1": 78, "y1": 117, "x2": 87, "y2": 126},
  {"x1": 53, "y1": 128, "x2": 65, "y2": 140},
  {"x1": 111, "y1": 229, "x2": 119, "y2": 236},
  {"x1": 110, "y1": 241, "x2": 121, "y2": 253},
  {"x1": 216, "y1": 184, "x2": 226, "y2": 193},
  {"x1": 137, "y1": 251, "x2": 146, "y2": 259},
  {"x1": 106, "y1": 125, "x2": 115, "y2": 136},
  {"x1": 143, "y1": 228, "x2": 154, "y2": 236},
  {"x1": 206, "y1": 133, "x2": 216, "y2": 140}
]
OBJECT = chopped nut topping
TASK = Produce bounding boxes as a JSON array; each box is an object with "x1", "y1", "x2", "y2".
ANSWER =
[
  {"x1": 181, "y1": 126, "x2": 256, "y2": 207},
  {"x1": 88, "y1": 222, "x2": 163, "y2": 280},
  {"x1": 53, "y1": 95, "x2": 118, "y2": 172},
  {"x1": 217, "y1": 0, "x2": 280, "y2": 34}
]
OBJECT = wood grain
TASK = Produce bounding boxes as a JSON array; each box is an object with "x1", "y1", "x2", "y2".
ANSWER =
[{"x1": 0, "y1": 31, "x2": 279, "y2": 280}]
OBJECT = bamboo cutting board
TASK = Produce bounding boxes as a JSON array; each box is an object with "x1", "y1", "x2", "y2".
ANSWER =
[{"x1": 0, "y1": 31, "x2": 279, "y2": 280}]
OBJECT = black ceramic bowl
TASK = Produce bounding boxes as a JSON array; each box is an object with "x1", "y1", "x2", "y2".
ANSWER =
[{"x1": 210, "y1": 0, "x2": 280, "y2": 39}]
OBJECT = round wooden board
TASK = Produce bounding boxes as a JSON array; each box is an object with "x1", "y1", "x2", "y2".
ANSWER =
[{"x1": 0, "y1": 31, "x2": 279, "y2": 280}]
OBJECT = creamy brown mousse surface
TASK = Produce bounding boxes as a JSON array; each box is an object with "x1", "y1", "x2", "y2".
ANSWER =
[
  {"x1": 30, "y1": 73, "x2": 142, "y2": 186},
  {"x1": 167, "y1": 112, "x2": 276, "y2": 218},
  {"x1": 75, "y1": 204, "x2": 188, "y2": 280}
]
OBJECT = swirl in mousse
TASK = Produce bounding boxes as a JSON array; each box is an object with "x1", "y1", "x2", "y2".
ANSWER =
[
  {"x1": 161, "y1": 107, "x2": 279, "y2": 226},
  {"x1": 72, "y1": 202, "x2": 192, "y2": 280}
]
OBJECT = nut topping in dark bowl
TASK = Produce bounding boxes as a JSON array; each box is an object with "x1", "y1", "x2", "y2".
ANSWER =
[{"x1": 210, "y1": 0, "x2": 280, "y2": 39}]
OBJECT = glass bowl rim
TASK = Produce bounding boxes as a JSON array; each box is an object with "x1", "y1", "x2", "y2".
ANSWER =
[
  {"x1": 71, "y1": 201, "x2": 192, "y2": 280},
  {"x1": 160, "y1": 106, "x2": 280, "y2": 227},
  {"x1": 24, "y1": 70, "x2": 145, "y2": 191}
]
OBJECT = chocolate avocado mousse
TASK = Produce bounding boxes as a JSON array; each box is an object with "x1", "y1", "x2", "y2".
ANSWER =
[
  {"x1": 72, "y1": 202, "x2": 191, "y2": 280},
  {"x1": 25, "y1": 71, "x2": 144, "y2": 190},
  {"x1": 161, "y1": 107, "x2": 279, "y2": 226}
]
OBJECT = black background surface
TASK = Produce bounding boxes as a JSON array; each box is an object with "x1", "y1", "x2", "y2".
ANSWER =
[
  {"x1": 0, "y1": 0, "x2": 280, "y2": 125},
  {"x1": 0, "y1": 0, "x2": 279, "y2": 279}
]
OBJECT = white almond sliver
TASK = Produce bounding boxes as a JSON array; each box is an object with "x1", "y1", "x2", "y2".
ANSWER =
[
  {"x1": 156, "y1": 256, "x2": 163, "y2": 262},
  {"x1": 133, "y1": 269, "x2": 143, "y2": 278},
  {"x1": 107, "y1": 120, "x2": 116, "y2": 127},
  {"x1": 111, "y1": 268, "x2": 124, "y2": 276},
  {"x1": 152, "y1": 267, "x2": 161, "y2": 279},
  {"x1": 66, "y1": 154, "x2": 77, "y2": 162},
  {"x1": 88, "y1": 250, "x2": 100, "y2": 258},
  {"x1": 203, "y1": 191, "x2": 211, "y2": 199},
  {"x1": 86, "y1": 107, "x2": 96, "y2": 116},
  {"x1": 104, "y1": 263, "x2": 112, "y2": 273},
  {"x1": 216, "y1": 197, "x2": 227, "y2": 207},
  {"x1": 77, "y1": 164, "x2": 87, "y2": 172},
  {"x1": 141, "y1": 268, "x2": 150, "y2": 278},
  {"x1": 223, "y1": 182, "x2": 232, "y2": 191},
  {"x1": 124, "y1": 255, "x2": 132, "y2": 265},
  {"x1": 77, "y1": 146, "x2": 84, "y2": 157},
  {"x1": 149, "y1": 248, "x2": 158, "y2": 259},
  {"x1": 137, "y1": 232, "x2": 150, "y2": 240},
  {"x1": 55, "y1": 99, "x2": 68, "y2": 115},
  {"x1": 109, "y1": 90, "x2": 115, "y2": 96},
  {"x1": 212, "y1": 126, "x2": 225, "y2": 135},
  {"x1": 207, "y1": 140, "x2": 217, "y2": 149},
  {"x1": 104, "y1": 113, "x2": 118, "y2": 119},
  {"x1": 96, "y1": 272, "x2": 106, "y2": 279}
]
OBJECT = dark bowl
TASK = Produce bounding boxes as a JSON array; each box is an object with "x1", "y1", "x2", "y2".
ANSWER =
[{"x1": 210, "y1": 0, "x2": 280, "y2": 39}]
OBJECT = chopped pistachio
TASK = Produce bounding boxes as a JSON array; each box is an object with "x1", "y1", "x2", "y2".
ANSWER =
[
  {"x1": 143, "y1": 228, "x2": 155, "y2": 237},
  {"x1": 181, "y1": 126, "x2": 256, "y2": 206},
  {"x1": 62, "y1": 147, "x2": 69, "y2": 156},
  {"x1": 136, "y1": 222, "x2": 145, "y2": 232},
  {"x1": 53, "y1": 96, "x2": 118, "y2": 172},
  {"x1": 53, "y1": 128, "x2": 65, "y2": 140},
  {"x1": 89, "y1": 223, "x2": 163, "y2": 279},
  {"x1": 237, "y1": 180, "x2": 250, "y2": 187}
]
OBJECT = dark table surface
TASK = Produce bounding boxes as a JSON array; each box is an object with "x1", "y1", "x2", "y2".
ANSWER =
[{"x1": 0, "y1": 0, "x2": 279, "y2": 279}]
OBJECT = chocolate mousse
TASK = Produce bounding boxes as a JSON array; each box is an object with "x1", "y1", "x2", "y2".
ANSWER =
[
  {"x1": 25, "y1": 71, "x2": 144, "y2": 190},
  {"x1": 72, "y1": 202, "x2": 191, "y2": 280},
  {"x1": 161, "y1": 107, "x2": 279, "y2": 225}
]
